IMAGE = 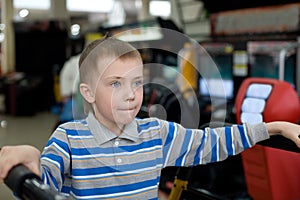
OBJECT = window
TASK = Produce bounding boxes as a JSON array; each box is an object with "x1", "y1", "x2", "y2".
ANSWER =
[
  {"x1": 14, "y1": 0, "x2": 51, "y2": 10},
  {"x1": 149, "y1": 1, "x2": 171, "y2": 17},
  {"x1": 67, "y1": 0, "x2": 115, "y2": 12}
]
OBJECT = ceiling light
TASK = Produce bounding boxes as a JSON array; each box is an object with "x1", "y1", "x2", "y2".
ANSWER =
[{"x1": 19, "y1": 9, "x2": 29, "y2": 18}]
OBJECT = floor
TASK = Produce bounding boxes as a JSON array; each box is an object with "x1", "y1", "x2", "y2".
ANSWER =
[{"x1": 0, "y1": 111, "x2": 58, "y2": 199}]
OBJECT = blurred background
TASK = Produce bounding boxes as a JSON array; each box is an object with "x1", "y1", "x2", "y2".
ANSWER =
[{"x1": 0, "y1": 0, "x2": 300, "y2": 199}]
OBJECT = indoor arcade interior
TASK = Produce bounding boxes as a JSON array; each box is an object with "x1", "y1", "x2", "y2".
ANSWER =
[{"x1": 0, "y1": 0, "x2": 300, "y2": 200}]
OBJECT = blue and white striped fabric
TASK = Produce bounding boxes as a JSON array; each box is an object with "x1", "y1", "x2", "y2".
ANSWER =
[{"x1": 40, "y1": 112, "x2": 268, "y2": 199}]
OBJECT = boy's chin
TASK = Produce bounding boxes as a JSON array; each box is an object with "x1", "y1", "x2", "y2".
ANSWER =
[
  {"x1": 115, "y1": 116, "x2": 135, "y2": 126},
  {"x1": 114, "y1": 111, "x2": 138, "y2": 124}
]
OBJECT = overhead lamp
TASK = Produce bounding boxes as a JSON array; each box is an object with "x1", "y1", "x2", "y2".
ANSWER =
[
  {"x1": 149, "y1": 0, "x2": 171, "y2": 17},
  {"x1": 19, "y1": 9, "x2": 30, "y2": 18},
  {"x1": 14, "y1": 0, "x2": 51, "y2": 10},
  {"x1": 71, "y1": 24, "x2": 81, "y2": 36},
  {"x1": 67, "y1": 0, "x2": 115, "y2": 13}
]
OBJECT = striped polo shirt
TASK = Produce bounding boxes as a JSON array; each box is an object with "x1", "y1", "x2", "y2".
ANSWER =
[{"x1": 40, "y1": 112, "x2": 269, "y2": 199}]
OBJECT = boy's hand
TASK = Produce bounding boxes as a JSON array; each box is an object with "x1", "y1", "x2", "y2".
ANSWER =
[
  {"x1": 266, "y1": 121, "x2": 300, "y2": 148},
  {"x1": 0, "y1": 145, "x2": 41, "y2": 183}
]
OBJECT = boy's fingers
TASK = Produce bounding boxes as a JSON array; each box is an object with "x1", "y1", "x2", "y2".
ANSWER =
[
  {"x1": 0, "y1": 146, "x2": 40, "y2": 190},
  {"x1": 0, "y1": 146, "x2": 39, "y2": 179},
  {"x1": 26, "y1": 163, "x2": 41, "y2": 178},
  {"x1": 288, "y1": 129, "x2": 300, "y2": 148},
  {"x1": 0, "y1": 164, "x2": 12, "y2": 180},
  {"x1": 0, "y1": 147, "x2": 9, "y2": 179},
  {"x1": 292, "y1": 125, "x2": 300, "y2": 148},
  {"x1": 0, "y1": 161, "x2": 11, "y2": 180},
  {"x1": 0, "y1": 156, "x2": 19, "y2": 179},
  {"x1": 295, "y1": 134, "x2": 300, "y2": 148}
]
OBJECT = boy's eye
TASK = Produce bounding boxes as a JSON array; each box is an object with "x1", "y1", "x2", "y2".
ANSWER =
[
  {"x1": 134, "y1": 80, "x2": 143, "y2": 87},
  {"x1": 111, "y1": 81, "x2": 121, "y2": 88}
]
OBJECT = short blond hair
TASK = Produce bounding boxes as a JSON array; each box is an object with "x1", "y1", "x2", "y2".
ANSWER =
[{"x1": 79, "y1": 36, "x2": 142, "y2": 114}]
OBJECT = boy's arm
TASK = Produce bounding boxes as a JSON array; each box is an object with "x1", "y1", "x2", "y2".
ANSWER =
[
  {"x1": 0, "y1": 145, "x2": 41, "y2": 182},
  {"x1": 266, "y1": 121, "x2": 300, "y2": 148},
  {"x1": 40, "y1": 129, "x2": 71, "y2": 192},
  {"x1": 161, "y1": 120, "x2": 300, "y2": 167},
  {"x1": 160, "y1": 121, "x2": 269, "y2": 167}
]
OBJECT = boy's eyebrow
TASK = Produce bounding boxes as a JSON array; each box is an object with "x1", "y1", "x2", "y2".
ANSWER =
[
  {"x1": 133, "y1": 76, "x2": 143, "y2": 79},
  {"x1": 105, "y1": 76, "x2": 122, "y2": 80},
  {"x1": 105, "y1": 76, "x2": 143, "y2": 80}
]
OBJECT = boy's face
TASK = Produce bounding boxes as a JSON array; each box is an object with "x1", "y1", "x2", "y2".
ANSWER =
[{"x1": 92, "y1": 58, "x2": 144, "y2": 130}]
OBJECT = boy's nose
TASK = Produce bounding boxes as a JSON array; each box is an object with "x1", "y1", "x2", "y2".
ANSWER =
[{"x1": 124, "y1": 86, "x2": 135, "y2": 101}]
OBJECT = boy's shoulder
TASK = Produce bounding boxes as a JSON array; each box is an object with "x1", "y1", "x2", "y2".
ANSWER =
[
  {"x1": 57, "y1": 119, "x2": 88, "y2": 132},
  {"x1": 135, "y1": 117, "x2": 171, "y2": 128},
  {"x1": 135, "y1": 116, "x2": 160, "y2": 123}
]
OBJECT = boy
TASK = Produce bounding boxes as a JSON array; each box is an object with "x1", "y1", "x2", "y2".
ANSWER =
[{"x1": 0, "y1": 36, "x2": 300, "y2": 199}]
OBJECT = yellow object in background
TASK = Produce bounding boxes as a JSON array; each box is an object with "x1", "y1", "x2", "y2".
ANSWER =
[
  {"x1": 53, "y1": 71, "x2": 62, "y2": 103},
  {"x1": 177, "y1": 42, "x2": 198, "y2": 94},
  {"x1": 85, "y1": 33, "x2": 103, "y2": 46}
]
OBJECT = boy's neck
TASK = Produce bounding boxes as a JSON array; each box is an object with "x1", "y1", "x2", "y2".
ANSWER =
[
  {"x1": 111, "y1": 125, "x2": 125, "y2": 136},
  {"x1": 92, "y1": 112, "x2": 125, "y2": 136}
]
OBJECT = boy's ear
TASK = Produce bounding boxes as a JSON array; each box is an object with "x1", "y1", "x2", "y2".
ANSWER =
[{"x1": 79, "y1": 83, "x2": 95, "y2": 103}]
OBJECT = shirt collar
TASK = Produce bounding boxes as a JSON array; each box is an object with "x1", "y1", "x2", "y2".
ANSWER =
[{"x1": 86, "y1": 112, "x2": 139, "y2": 145}]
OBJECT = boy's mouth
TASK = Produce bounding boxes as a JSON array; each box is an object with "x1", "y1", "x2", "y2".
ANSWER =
[{"x1": 119, "y1": 107, "x2": 136, "y2": 111}]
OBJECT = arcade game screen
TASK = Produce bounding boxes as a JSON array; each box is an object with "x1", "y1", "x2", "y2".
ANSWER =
[
  {"x1": 198, "y1": 43, "x2": 234, "y2": 100},
  {"x1": 247, "y1": 41, "x2": 297, "y2": 88}
]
